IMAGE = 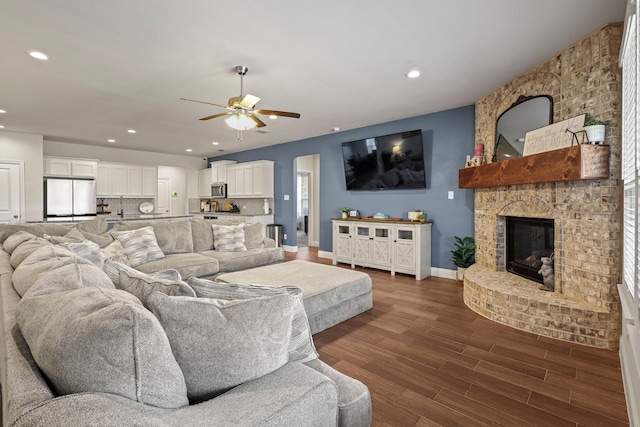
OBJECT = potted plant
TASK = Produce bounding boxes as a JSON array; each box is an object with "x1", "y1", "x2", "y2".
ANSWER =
[
  {"x1": 417, "y1": 213, "x2": 427, "y2": 223},
  {"x1": 451, "y1": 236, "x2": 475, "y2": 281},
  {"x1": 339, "y1": 207, "x2": 349, "y2": 219},
  {"x1": 583, "y1": 119, "x2": 606, "y2": 144}
]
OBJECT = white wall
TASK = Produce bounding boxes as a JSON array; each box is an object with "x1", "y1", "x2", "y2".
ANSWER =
[
  {"x1": 158, "y1": 166, "x2": 187, "y2": 216},
  {"x1": 0, "y1": 131, "x2": 44, "y2": 221}
]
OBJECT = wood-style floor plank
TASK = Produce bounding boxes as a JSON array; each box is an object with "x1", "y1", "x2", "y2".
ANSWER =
[{"x1": 287, "y1": 248, "x2": 630, "y2": 426}]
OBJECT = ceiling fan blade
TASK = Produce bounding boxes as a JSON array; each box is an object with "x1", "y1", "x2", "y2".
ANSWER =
[
  {"x1": 199, "y1": 112, "x2": 231, "y2": 121},
  {"x1": 249, "y1": 114, "x2": 267, "y2": 128},
  {"x1": 180, "y1": 97, "x2": 229, "y2": 109},
  {"x1": 255, "y1": 109, "x2": 301, "y2": 119},
  {"x1": 240, "y1": 94, "x2": 261, "y2": 108}
]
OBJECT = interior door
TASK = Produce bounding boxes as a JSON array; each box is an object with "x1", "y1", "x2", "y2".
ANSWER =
[
  {"x1": 157, "y1": 178, "x2": 171, "y2": 216},
  {"x1": 0, "y1": 162, "x2": 22, "y2": 223}
]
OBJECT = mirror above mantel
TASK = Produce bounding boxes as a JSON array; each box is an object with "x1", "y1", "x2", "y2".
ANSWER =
[{"x1": 493, "y1": 95, "x2": 553, "y2": 162}]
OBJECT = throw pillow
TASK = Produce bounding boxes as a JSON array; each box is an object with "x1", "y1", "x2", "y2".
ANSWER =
[
  {"x1": 16, "y1": 286, "x2": 188, "y2": 409},
  {"x1": 147, "y1": 292, "x2": 294, "y2": 403},
  {"x1": 101, "y1": 239, "x2": 129, "y2": 265},
  {"x1": 61, "y1": 240, "x2": 106, "y2": 268},
  {"x1": 111, "y1": 226, "x2": 165, "y2": 267},
  {"x1": 9, "y1": 238, "x2": 52, "y2": 269},
  {"x1": 191, "y1": 219, "x2": 245, "y2": 252},
  {"x1": 2, "y1": 231, "x2": 39, "y2": 254},
  {"x1": 212, "y1": 223, "x2": 246, "y2": 252},
  {"x1": 75, "y1": 216, "x2": 108, "y2": 235},
  {"x1": 243, "y1": 223, "x2": 263, "y2": 249},
  {"x1": 43, "y1": 227, "x2": 85, "y2": 244},
  {"x1": 187, "y1": 277, "x2": 318, "y2": 364},
  {"x1": 111, "y1": 261, "x2": 195, "y2": 309}
]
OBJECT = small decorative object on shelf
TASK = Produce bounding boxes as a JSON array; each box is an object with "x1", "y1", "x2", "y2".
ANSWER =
[
  {"x1": 471, "y1": 142, "x2": 485, "y2": 166},
  {"x1": 537, "y1": 252, "x2": 555, "y2": 292},
  {"x1": 417, "y1": 213, "x2": 427, "y2": 223},
  {"x1": 372, "y1": 212, "x2": 389, "y2": 219},
  {"x1": 408, "y1": 210, "x2": 423, "y2": 221},
  {"x1": 348, "y1": 209, "x2": 360, "y2": 218},
  {"x1": 583, "y1": 119, "x2": 606, "y2": 145},
  {"x1": 339, "y1": 206, "x2": 349, "y2": 219},
  {"x1": 465, "y1": 155, "x2": 474, "y2": 168}
]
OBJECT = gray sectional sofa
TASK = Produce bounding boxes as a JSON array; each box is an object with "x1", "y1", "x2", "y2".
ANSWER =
[{"x1": 0, "y1": 219, "x2": 372, "y2": 427}]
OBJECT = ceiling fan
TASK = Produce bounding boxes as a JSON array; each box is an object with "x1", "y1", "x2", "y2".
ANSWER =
[{"x1": 180, "y1": 65, "x2": 301, "y2": 134}]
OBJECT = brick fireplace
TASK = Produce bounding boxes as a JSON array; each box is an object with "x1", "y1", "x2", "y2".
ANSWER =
[{"x1": 462, "y1": 24, "x2": 623, "y2": 350}]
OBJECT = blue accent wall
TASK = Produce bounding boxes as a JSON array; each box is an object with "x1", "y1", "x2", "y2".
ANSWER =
[{"x1": 210, "y1": 105, "x2": 475, "y2": 270}]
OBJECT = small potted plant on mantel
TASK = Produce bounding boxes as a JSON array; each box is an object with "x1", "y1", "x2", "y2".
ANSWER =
[
  {"x1": 339, "y1": 207, "x2": 349, "y2": 219},
  {"x1": 451, "y1": 236, "x2": 475, "y2": 282},
  {"x1": 583, "y1": 119, "x2": 606, "y2": 144}
]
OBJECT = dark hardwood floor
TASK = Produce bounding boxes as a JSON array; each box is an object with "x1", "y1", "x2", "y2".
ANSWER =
[{"x1": 287, "y1": 247, "x2": 630, "y2": 427}]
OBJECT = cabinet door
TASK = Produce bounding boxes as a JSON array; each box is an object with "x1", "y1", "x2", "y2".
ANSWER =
[
  {"x1": 251, "y1": 163, "x2": 263, "y2": 196},
  {"x1": 112, "y1": 165, "x2": 128, "y2": 196},
  {"x1": 96, "y1": 164, "x2": 112, "y2": 196},
  {"x1": 242, "y1": 165, "x2": 253, "y2": 196},
  {"x1": 71, "y1": 160, "x2": 97, "y2": 178},
  {"x1": 142, "y1": 167, "x2": 157, "y2": 197},
  {"x1": 226, "y1": 166, "x2": 238, "y2": 196},
  {"x1": 127, "y1": 167, "x2": 143, "y2": 196},
  {"x1": 44, "y1": 158, "x2": 72, "y2": 176},
  {"x1": 198, "y1": 169, "x2": 212, "y2": 197},
  {"x1": 372, "y1": 226, "x2": 391, "y2": 266},
  {"x1": 334, "y1": 223, "x2": 352, "y2": 262},
  {"x1": 353, "y1": 225, "x2": 372, "y2": 264},
  {"x1": 394, "y1": 226, "x2": 416, "y2": 272}
]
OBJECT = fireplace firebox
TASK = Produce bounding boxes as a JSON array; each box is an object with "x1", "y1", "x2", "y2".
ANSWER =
[{"x1": 506, "y1": 217, "x2": 554, "y2": 284}]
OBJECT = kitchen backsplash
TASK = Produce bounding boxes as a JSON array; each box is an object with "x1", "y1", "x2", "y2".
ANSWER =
[
  {"x1": 189, "y1": 198, "x2": 273, "y2": 215},
  {"x1": 97, "y1": 198, "x2": 154, "y2": 216}
]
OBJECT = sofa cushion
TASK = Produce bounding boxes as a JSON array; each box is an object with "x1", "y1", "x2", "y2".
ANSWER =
[
  {"x1": 244, "y1": 222, "x2": 264, "y2": 249},
  {"x1": 9, "y1": 237, "x2": 52, "y2": 269},
  {"x1": 24, "y1": 256, "x2": 115, "y2": 297},
  {"x1": 111, "y1": 220, "x2": 193, "y2": 254},
  {"x1": 201, "y1": 247, "x2": 283, "y2": 272},
  {"x1": 16, "y1": 286, "x2": 188, "y2": 409},
  {"x1": 112, "y1": 226, "x2": 165, "y2": 267},
  {"x1": 148, "y1": 292, "x2": 294, "y2": 404},
  {"x1": 106, "y1": 260, "x2": 195, "y2": 308},
  {"x1": 188, "y1": 277, "x2": 318, "y2": 364},
  {"x1": 77, "y1": 229, "x2": 115, "y2": 247},
  {"x1": 101, "y1": 239, "x2": 129, "y2": 264},
  {"x1": 212, "y1": 223, "x2": 247, "y2": 252},
  {"x1": 75, "y1": 216, "x2": 108, "y2": 235},
  {"x1": 135, "y1": 253, "x2": 220, "y2": 278},
  {"x1": 12, "y1": 245, "x2": 79, "y2": 296},
  {"x1": 0, "y1": 223, "x2": 70, "y2": 243},
  {"x1": 61, "y1": 239, "x2": 106, "y2": 268},
  {"x1": 191, "y1": 218, "x2": 245, "y2": 252},
  {"x1": 43, "y1": 227, "x2": 85, "y2": 244}
]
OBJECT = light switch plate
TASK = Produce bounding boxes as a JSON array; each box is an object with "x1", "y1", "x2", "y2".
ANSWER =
[
  {"x1": 448, "y1": 191, "x2": 454, "y2": 199},
  {"x1": 284, "y1": 194, "x2": 290, "y2": 200}
]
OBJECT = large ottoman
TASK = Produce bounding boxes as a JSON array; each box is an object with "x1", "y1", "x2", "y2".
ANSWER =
[{"x1": 216, "y1": 260, "x2": 373, "y2": 334}]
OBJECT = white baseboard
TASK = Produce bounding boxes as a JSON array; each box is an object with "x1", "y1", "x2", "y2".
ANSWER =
[
  {"x1": 283, "y1": 245, "x2": 297, "y2": 252},
  {"x1": 318, "y1": 250, "x2": 333, "y2": 260},
  {"x1": 618, "y1": 284, "x2": 638, "y2": 426},
  {"x1": 431, "y1": 267, "x2": 457, "y2": 280}
]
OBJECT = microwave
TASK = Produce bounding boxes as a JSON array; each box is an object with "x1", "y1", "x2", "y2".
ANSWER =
[{"x1": 211, "y1": 183, "x2": 227, "y2": 198}]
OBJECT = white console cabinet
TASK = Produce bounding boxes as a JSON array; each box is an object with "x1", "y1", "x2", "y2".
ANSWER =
[{"x1": 332, "y1": 219, "x2": 431, "y2": 280}]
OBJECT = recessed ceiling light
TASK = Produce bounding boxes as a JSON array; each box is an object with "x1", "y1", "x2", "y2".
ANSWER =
[
  {"x1": 332, "y1": 127, "x2": 341, "y2": 132},
  {"x1": 127, "y1": 129, "x2": 136, "y2": 134},
  {"x1": 405, "y1": 70, "x2": 421, "y2": 78},
  {"x1": 107, "y1": 139, "x2": 115, "y2": 143},
  {"x1": 27, "y1": 51, "x2": 49, "y2": 60},
  {"x1": 0, "y1": 109, "x2": 6, "y2": 114},
  {"x1": 186, "y1": 148, "x2": 192, "y2": 152},
  {"x1": 269, "y1": 115, "x2": 277, "y2": 120},
  {"x1": 212, "y1": 142, "x2": 219, "y2": 145}
]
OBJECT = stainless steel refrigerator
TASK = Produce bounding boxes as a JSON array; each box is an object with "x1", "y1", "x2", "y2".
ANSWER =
[{"x1": 44, "y1": 178, "x2": 97, "y2": 221}]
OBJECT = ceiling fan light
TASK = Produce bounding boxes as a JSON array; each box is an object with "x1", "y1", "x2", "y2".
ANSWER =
[{"x1": 225, "y1": 113, "x2": 257, "y2": 130}]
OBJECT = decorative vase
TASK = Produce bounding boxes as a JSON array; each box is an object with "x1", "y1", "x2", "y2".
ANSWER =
[
  {"x1": 585, "y1": 125, "x2": 605, "y2": 144},
  {"x1": 341, "y1": 212, "x2": 347, "y2": 219},
  {"x1": 456, "y1": 267, "x2": 467, "y2": 282}
]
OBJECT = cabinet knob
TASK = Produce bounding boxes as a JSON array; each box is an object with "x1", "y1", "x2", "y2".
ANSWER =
[{"x1": 13, "y1": 215, "x2": 19, "y2": 219}]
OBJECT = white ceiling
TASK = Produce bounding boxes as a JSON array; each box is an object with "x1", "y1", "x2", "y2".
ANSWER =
[{"x1": 0, "y1": 0, "x2": 627, "y2": 158}]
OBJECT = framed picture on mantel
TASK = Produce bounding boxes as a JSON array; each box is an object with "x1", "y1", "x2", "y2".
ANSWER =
[{"x1": 523, "y1": 114, "x2": 585, "y2": 156}]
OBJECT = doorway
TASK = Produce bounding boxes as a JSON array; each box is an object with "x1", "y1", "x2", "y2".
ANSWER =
[
  {"x1": 157, "y1": 177, "x2": 171, "y2": 217},
  {"x1": 0, "y1": 161, "x2": 24, "y2": 224},
  {"x1": 295, "y1": 154, "x2": 319, "y2": 248}
]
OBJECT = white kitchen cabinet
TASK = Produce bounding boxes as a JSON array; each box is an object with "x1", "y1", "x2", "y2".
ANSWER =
[
  {"x1": 96, "y1": 162, "x2": 156, "y2": 198},
  {"x1": 332, "y1": 219, "x2": 431, "y2": 280},
  {"x1": 44, "y1": 157, "x2": 97, "y2": 178},
  {"x1": 210, "y1": 160, "x2": 236, "y2": 183},
  {"x1": 226, "y1": 160, "x2": 274, "y2": 198},
  {"x1": 198, "y1": 168, "x2": 213, "y2": 198}
]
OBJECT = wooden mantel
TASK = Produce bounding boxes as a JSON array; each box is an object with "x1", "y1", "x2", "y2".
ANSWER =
[{"x1": 458, "y1": 145, "x2": 610, "y2": 189}]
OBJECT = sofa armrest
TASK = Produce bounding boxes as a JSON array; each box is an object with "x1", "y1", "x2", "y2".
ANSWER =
[{"x1": 263, "y1": 237, "x2": 276, "y2": 248}]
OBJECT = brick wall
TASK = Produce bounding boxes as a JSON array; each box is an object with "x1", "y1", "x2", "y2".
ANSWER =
[{"x1": 465, "y1": 23, "x2": 623, "y2": 349}]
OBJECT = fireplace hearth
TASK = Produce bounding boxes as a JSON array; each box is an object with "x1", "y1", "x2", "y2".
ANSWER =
[{"x1": 506, "y1": 216, "x2": 554, "y2": 284}]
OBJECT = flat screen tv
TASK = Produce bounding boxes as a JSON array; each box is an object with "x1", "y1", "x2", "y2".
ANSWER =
[{"x1": 341, "y1": 129, "x2": 426, "y2": 191}]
